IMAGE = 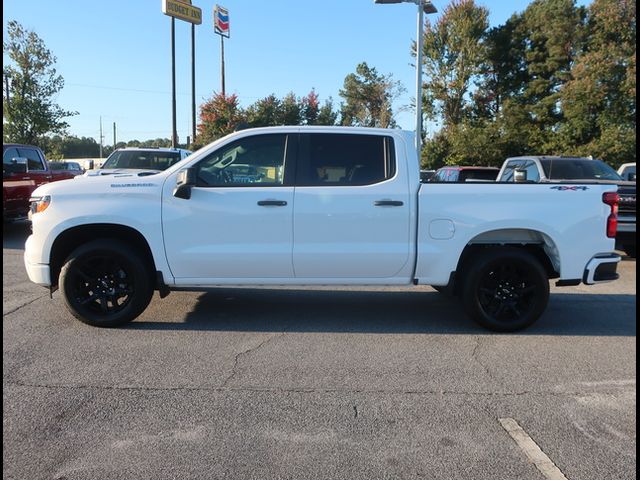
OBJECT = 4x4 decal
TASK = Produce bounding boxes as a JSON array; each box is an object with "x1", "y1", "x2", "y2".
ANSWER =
[{"x1": 550, "y1": 186, "x2": 589, "y2": 191}]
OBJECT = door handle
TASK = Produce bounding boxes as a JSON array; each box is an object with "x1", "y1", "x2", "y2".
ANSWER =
[
  {"x1": 257, "y1": 200, "x2": 288, "y2": 207},
  {"x1": 374, "y1": 200, "x2": 404, "y2": 207}
]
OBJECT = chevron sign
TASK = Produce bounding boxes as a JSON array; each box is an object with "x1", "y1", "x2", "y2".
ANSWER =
[{"x1": 214, "y1": 5, "x2": 230, "y2": 37}]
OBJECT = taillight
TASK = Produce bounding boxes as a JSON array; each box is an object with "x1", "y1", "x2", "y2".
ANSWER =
[{"x1": 602, "y1": 192, "x2": 619, "y2": 238}]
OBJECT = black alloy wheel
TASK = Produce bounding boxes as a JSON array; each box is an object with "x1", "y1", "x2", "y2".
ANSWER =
[
  {"x1": 463, "y1": 248, "x2": 549, "y2": 332},
  {"x1": 60, "y1": 240, "x2": 153, "y2": 327}
]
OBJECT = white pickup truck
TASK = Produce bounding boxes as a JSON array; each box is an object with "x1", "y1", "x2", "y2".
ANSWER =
[{"x1": 24, "y1": 127, "x2": 621, "y2": 331}]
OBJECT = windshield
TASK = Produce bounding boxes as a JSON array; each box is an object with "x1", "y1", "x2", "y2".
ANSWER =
[
  {"x1": 102, "y1": 150, "x2": 181, "y2": 170},
  {"x1": 540, "y1": 159, "x2": 622, "y2": 181}
]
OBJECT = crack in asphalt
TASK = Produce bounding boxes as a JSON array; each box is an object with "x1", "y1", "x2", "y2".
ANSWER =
[
  {"x1": 4, "y1": 380, "x2": 630, "y2": 399},
  {"x1": 220, "y1": 332, "x2": 286, "y2": 388},
  {"x1": 2, "y1": 293, "x2": 49, "y2": 317},
  {"x1": 471, "y1": 336, "x2": 494, "y2": 380}
]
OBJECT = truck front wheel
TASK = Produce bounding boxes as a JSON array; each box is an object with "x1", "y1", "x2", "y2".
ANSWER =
[
  {"x1": 462, "y1": 248, "x2": 549, "y2": 332},
  {"x1": 59, "y1": 240, "x2": 153, "y2": 327}
]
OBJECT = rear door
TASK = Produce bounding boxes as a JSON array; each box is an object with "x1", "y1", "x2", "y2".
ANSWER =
[{"x1": 292, "y1": 132, "x2": 412, "y2": 279}]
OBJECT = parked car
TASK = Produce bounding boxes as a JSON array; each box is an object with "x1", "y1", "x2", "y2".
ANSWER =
[
  {"x1": 49, "y1": 161, "x2": 85, "y2": 176},
  {"x1": 420, "y1": 169, "x2": 436, "y2": 182},
  {"x1": 25, "y1": 127, "x2": 621, "y2": 332},
  {"x1": 83, "y1": 147, "x2": 192, "y2": 177},
  {"x1": 430, "y1": 166, "x2": 499, "y2": 182},
  {"x1": 617, "y1": 162, "x2": 636, "y2": 182},
  {"x1": 497, "y1": 156, "x2": 636, "y2": 258},
  {"x1": 3, "y1": 143, "x2": 78, "y2": 221}
]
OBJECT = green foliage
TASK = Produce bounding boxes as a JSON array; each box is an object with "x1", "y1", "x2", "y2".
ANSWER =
[
  {"x1": 339, "y1": 62, "x2": 405, "y2": 128},
  {"x1": 421, "y1": 0, "x2": 635, "y2": 169},
  {"x1": 555, "y1": 0, "x2": 636, "y2": 166},
  {"x1": 196, "y1": 89, "x2": 339, "y2": 140},
  {"x1": 419, "y1": 0, "x2": 489, "y2": 128},
  {"x1": 3, "y1": 20, "x2": 77, "y2": 145},
  {"x1": 41, "y1": 135, "x2": 100, "y2": 159},
  {"x1": 197, "y1": 92, "x2": 246, "y2": 144}
]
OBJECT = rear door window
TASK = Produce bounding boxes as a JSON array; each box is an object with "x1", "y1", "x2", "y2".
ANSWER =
[{"x1": 297, "y1": 133, "x2": 395, "y2": 186}]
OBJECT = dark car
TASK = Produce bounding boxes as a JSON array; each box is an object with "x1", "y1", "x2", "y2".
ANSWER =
[
  {"x1": 420, "y1": 169, "x2": 436, "y2": 182},
  {"x1": 430, "y1": 166, "x2": 499, "y2": 183},
  {"x1": 49, "y1": 161, "x2": 85, "y2": 176}
]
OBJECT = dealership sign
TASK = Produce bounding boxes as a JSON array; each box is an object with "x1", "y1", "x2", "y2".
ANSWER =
[
  {"x1": 214, "y1": 5, "x2": 230, "y2": 37},
  {"x1": 162, "y1": 0, "x2": 202, "y2": 25}
]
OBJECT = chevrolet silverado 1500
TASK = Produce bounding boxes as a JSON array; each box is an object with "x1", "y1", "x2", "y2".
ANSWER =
[{"x1": 24, "y1": 127, "x2": 621, "y2": 331}]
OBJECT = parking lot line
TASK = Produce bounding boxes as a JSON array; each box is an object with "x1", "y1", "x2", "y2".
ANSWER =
[{"x1": 499, "y1": 417, "x2": 568, "y2": 480}]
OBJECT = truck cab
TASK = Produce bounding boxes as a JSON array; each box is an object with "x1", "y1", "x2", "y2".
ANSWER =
[{"x1": 3, "y1": 143, "x2": 77, "y2": 221}]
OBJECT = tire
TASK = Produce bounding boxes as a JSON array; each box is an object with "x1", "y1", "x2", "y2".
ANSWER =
[
  {"x1": 59, "y1": 239, "x2": 153, "y2": 327},
  {"x1": 462, "y1": 248, "x2": 549, "y2": 332},
  {"x1": 623, "y1": 245, "x2": 636, "y2": 259}
]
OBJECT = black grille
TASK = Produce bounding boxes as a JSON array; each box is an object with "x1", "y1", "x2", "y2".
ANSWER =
[{"x1": 618, "y1": 193, "x2": 636, "y2": 215}]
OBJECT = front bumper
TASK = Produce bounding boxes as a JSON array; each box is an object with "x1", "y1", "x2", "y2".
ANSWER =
[
  {"x1": 24, "y1": 235, "x2": 51, "y2": 286},
  {"x1": 582, "y1": 253, "x2": 621, "y2": 285}
]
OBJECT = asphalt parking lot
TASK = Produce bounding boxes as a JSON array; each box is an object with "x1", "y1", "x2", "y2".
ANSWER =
[{"x1": 3, "y1": 220, "x2": 636, "y2": 480}]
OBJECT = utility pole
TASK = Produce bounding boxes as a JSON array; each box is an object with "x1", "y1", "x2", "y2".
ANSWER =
[
  {"x1": 171, "y1": 17, "x2": 177, "y2": 148},
  {"x1": 113, "y1": 122, "x2": 117, "y2": 151},
  {"x1": 220, "y1": 35, "x2": 226, "y2": 96},
  {"x1": 99, "y1": 116, "x2": 104, "y2": 159},
  {"x1": 191, "y1": 23, "x2": 197, "y2": 144},
  {"x1": 213, "y1": 5, "x2": 230, "y2": 96}
]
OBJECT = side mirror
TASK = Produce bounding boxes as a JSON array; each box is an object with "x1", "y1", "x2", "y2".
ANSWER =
[
  {"x1": 173, "y1": 168, "x2": 197, "y2": 199},
  {"x1": 514, "y1": 169, "x2": 528, "y2": 183},
  {"x1": 628, "y1": 173, "x2": 636, "y2": 182}
]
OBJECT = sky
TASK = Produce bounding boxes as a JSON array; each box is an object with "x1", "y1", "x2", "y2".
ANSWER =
[{"x1": 4, "y1": 0, "x2": 589, "y2": 146}]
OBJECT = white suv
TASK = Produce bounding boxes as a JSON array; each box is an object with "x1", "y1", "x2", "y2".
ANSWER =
[
  {"x1": 84, "y1": 147, "x2": 192, "y2": 177},
  {"x1": 617, "y1": 162, "x2": 636, "y2": 182}
]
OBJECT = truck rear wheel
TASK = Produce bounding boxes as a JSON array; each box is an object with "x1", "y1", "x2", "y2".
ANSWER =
[
  {"x1": 462, "y1": 248, "x2": 549, "y2": 332},
  {"x1": 59, "y1": 240, "x2": 153, "y2": 327}
]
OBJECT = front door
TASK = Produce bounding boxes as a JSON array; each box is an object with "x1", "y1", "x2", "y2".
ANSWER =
[{"x1": 163, "y1": 133, "x2": 296, "y2": 281}]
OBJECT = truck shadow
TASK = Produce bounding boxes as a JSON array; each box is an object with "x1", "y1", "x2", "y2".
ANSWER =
[{"x1": 130, "y1": 288, "x2": 636, "y2": 336}]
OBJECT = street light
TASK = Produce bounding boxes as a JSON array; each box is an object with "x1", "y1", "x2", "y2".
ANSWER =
[{"x1": 374, "y1": 0, "x2": 437, "y2": 162}]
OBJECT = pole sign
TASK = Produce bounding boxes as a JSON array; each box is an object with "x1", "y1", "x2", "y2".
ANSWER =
[
  {"x1": 162, "y1": 0, "x2": 202, "y2": 25},
  {"x1": 214, "y1": 5, "x2": 230, "y2": 37}
]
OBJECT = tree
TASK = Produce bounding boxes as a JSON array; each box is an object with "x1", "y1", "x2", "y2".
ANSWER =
[
  {"x1": 246, "y1": 94, "x2": 282, "y2": 127},
  {"x1": 556, "y1": 0, "x2": 636, "y2": 166},
  {"x1": 3, "y1": 20, "x2": 76, "y2": 145},
  {"x1": 473, "y1": 14, "x2": 529, "y2": 120},
  {"x1": 317, "y1": 98, "x2": 339, "y2": 126},
  {"x1": 279, "y1": 92, "x2": 302, "y2": 125},
  {"x1": 301, "y1": 90, "x2": 320, "y2": 125},
  {"x1": 515, "y1": 0, "x2": 587, "y2": 153},
  {"x1": 339, "y1": 62, "x2": 405, "y2": 128},
  {"x1": 418, "y1": 0, "x2": 489, "y2": 129},
  {"x1": 197, "y1": 92, "x2": 246, "y2": 144}
]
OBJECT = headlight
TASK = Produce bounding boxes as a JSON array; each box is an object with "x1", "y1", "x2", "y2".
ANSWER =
[{"x1": 29, "y1": 195, "x2": 51, "y2": 215}]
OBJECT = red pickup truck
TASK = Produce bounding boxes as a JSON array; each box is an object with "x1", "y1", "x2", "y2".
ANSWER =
[{"x1": 3, "y1": 143, "x2": 78, "y2": 221}]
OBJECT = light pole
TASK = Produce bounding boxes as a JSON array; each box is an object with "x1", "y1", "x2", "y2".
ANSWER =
[{"x1": 374, "y1": 0, "x2": 437, "y2": 162}]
